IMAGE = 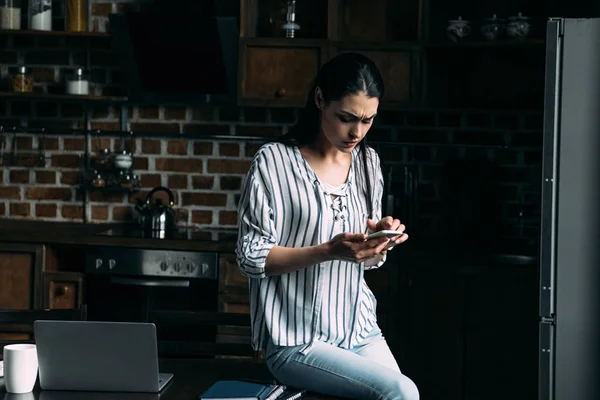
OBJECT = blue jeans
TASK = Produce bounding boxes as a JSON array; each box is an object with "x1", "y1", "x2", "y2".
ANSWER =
[{"x1": 265, "y1": 325, "x2": 419, "y2": 400}]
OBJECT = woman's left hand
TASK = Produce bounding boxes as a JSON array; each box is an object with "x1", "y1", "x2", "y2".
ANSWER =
[{"x1": 366, "y1": 217, "x2": 409, "y2": 249}]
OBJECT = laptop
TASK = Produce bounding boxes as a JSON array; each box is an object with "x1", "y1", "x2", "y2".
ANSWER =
[{"x1": 34, "y1": 320, "x2": 174, "y2": 393}]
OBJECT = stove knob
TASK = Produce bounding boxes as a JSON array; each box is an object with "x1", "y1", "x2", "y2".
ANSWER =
[
  {"x1": 187, "y1": 263, "x2": 197, "y2": 273},
  {"x1": 201, "y1": 263, "x2": 210, "y2": 275},
  {"x1": 159, "y1": 261, "x2": 169, "y2": 271},
  {"x1": 173, "y1": 262, "x2": 182, "y2": 272},
  {"x1": 109, "y1": 259, "x2": 116, "y2": 270}
]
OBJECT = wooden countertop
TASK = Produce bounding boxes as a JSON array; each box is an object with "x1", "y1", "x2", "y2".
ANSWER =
[{"x1": 0, "y1": 219, "x2": 237, "y2": 253}]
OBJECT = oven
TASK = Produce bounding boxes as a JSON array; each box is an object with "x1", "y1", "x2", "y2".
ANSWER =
[{"x1": 84, "y1": 244, "x2": 221, "y2": 357}]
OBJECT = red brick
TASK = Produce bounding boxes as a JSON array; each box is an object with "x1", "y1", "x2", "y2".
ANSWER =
[
  {"x1": 182, "y1": 124, "x2": 229, "y2": 135},
  {"x1": 235, "y1": 125, "x2": 282, "y2": 137},
  {"x1": 63, "y1": 137, "x2": 85, "y2": 151},
  {"x1": 91, "y1": 138, "x2": 112, "y2": 152},
  {"x1": 140, "y1": 174, "x2": 162, "y2": 188},
  {"x1": 89, "y1": 191, "x2": 125, "y2": 203},
  {"x1": 219, "y1": 143, "x2": 240, "y2": 157},
  {"x1": 181, "y1": 192, "x2": 226, "y2": 207},
  {"x1": 137, "y1": 107, "x2": 160, "y2": 119},
  {"x1": 221, "y1": 176, "x2": 242, "y2": 190},
  {"x1": 91, "y1": 205, "x2": 109, "y2": 220},
  {"x1": 43, "y1": 137, "x2": 60, "y2": 150},
  {"x1": 141, "y1": 139, "x2": 162, "y2": 154},
  {"x1": 245, "y1": 143, "x2": 263, "y2": 158},
  {"x1": 10, "y1": 202, "x2": 30, "y2": 217},
  {"x1": 167, "y1": 140, "x2": 188, "y2": 155},
  {"x1": 133, "y1": 157, "x2": 149, "y2": 170},
  {"x1": 168, "y1": 175, "x2": 188, "y2": 189},
  {"x1": 91, "y1": 104, "x2": 111, "y2": 119},
  {"x1": 207, "y1": 159, "x2": 251, "y2": 174},
  {"x1": 112, "y1": 206, "x2": 133, "y2": 221},
  {"x1": 190, "y1": 106, "x2": 215, "y2": 121},
  {"x1": 9, "y1": 170, "x2": 30, "y2": 184},
  {"x1": 51, "y1": 154, "x2": 80, "y2": 168},
  {"x1": 193, "y1": 142, "x2": 213, "y2": 155},
  {"x1": 130, "y1": 123, "x2": 180, "y2": 134},
  {"x1": 36, "y1": 203, "x2": 57, "y2": 218},
  {"x1": 36, "y1": 170, "x2": 56, "y2": 184},
  {"x1": 219, "y1": 210, "x2": 238, "y2": 226},
  {"x1": 192, "y1": 176, "x2": 214, "y2": 190},
  {"x1": 0, "y1": 187, "x2": 21, "y2": 200},
  {"x1": 60, "y1": 171, "x2": 79, "y2": 185},
  {"x1": 155, "y1": 158, "x2": 203, "y2": 173},
  {"x1": 0, "y1": 203, "x2": 5, "y2": 216},
  {"x1": 164, "y1": 107, "x2": 187, "y2": 120},
  {"x1": 61, "y1": 205, "x2": 83, "y2": 219},
  {"x1": 192, "y1": 210, "x2": 213, "y2": 224},
  {"x1": 15, "y1": 136, "x2": 33, "y2": 150},
  {"x1": 25, "y1": 187, "x2": 72, "y2": 201}
]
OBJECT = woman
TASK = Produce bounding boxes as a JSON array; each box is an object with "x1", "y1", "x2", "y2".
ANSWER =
[{"x1": 236, "y1": 53, "x2": 419, "y2": 400}]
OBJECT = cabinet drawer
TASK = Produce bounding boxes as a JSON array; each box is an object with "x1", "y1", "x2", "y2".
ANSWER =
[
  {"x1": 219, "y1": 253, "x2": 248, "y2": 294},
  {"x1": 240, "y1": 42, "x2": 322, "y2": 106},
  {"x1": 43, "y1": 271, "x2": 84, "y2": 309}
]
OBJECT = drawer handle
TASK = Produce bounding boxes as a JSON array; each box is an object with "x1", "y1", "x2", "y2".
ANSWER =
[
  {"x1": 275, "y1": 87, "x2": 287, "y2": 98},
  {"x1": 55, "y1": 285, "x2": 70, "y2": 297}
]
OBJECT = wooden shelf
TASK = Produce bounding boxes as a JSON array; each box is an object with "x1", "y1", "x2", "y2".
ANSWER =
[
  {"x1": 423, "y1": 39, "x2": 545, "y2": 48},
  {"x1": 0, "y1": 92, "x2": 127, "y2": 103},
  {"x1": 0, "y1": 29, "x2": 110, "y2": 38},
  {"x1": 79, "y1": 184, "x2": 140, "y2": 193}
]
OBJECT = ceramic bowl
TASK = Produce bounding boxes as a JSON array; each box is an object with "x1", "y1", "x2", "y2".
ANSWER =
[
  {"x1": 447, "y1": 16, "x2": 472, "y2": 42},
  {"x1": 481, "y1": 14, "x2": 506, "y2": 41},
  {"x1": 507, "y1": 12, "x2": 531, "y2": 39}
]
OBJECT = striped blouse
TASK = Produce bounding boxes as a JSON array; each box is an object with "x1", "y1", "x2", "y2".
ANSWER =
[{"x1": 235, "y1": 142, "x2": 386, "y2": 353}]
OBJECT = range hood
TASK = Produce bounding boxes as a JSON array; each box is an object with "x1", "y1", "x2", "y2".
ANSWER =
[{"x1": 109, "y1": 12, "x2": 238, "y2": 104}]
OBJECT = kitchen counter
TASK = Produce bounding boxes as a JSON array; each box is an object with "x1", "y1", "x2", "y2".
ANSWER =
[
  {"x1": 0, "y1": 219, "x2": 537, "y2": 266},
  {"x1": 0, "y1": 219, "x2": 238, "y2": 253}
]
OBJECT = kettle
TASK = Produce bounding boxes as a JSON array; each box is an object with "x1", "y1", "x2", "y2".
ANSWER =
[{"x1": 135, "y1": 186, "x2": 177, "y2": 232}]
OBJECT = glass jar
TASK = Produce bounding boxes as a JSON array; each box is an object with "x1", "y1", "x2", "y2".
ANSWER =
[
  {"x1": 28, "y1": 0, "x2": 51, "y2": 31},
  {"x1": 66, "y1": 0, "x2": 86, "y2": 32},
  {"x1": 0, "y1": 0, "x2": 22, "y2": 30},
  {"x1": 11, "y1": 66, "x2": 33, "y2": 93},
  {"x1": 66, "y1": 68, "x2": 89, "y2": 95}
]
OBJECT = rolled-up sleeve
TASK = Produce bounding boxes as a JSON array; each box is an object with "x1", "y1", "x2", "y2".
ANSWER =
[
  {"x1": 364, "y1": 149, "x2": 387, "y2": 271},
  {"x1": 236, "y1": 151, "x2": 278, "y2": 279}
]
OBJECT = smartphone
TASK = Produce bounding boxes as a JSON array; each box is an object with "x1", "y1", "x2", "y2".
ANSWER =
[{"x1": 366, "y1": 230, "x2": 403, "y2": 240}]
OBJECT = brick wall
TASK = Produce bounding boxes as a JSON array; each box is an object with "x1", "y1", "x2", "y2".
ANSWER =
[{"x1": 0, "y1": 0, "x2": 544, "y2": 251}]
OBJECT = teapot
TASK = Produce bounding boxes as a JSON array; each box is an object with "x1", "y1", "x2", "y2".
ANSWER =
[{"x1": 135, "y1": 186, "x2": 177, "y2": 232}]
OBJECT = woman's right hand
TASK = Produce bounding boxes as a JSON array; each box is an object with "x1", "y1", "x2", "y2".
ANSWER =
[{"x1": 327, "y1": 232, "x2": 390, "y2": 264}]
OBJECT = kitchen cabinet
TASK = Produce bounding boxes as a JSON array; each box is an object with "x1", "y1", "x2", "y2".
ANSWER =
[
  {"x1": 330, "y1": 46, "x2": 415, "y2": 105},
  {"x1": 396, "y1": 259, "x2": 538, "y2": 400},
  {"x1": 238, "y1": 39, "x2": 324, "y2": 107},
  {"x1": 238, "y1": 0, "x2": 421, "y2": 107},
  {"x1": 0, "y1": 243, "x2": 44, "y2": 341},
  {"x1": 43, "y1": 271, "x2": 84, "y2": 310}
]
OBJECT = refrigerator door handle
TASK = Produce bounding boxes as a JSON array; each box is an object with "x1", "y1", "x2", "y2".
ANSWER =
[{"x1": 539, "y1": 18, "x2": 563, "y2": 318}]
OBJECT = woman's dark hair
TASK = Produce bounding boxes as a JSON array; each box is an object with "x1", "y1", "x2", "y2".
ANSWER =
[{"x1": 279, "y1": 52, "x2": 385, "y2": 218}]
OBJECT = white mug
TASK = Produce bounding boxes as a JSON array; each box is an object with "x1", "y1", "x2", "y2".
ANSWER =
[{"x1": 3, "y1": 344, "x2": 39, "y2": 393}]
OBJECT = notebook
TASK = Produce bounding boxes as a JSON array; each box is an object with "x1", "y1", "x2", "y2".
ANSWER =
[{"x1": 199, "y1": 380, "x2": 286, "y2": 400}]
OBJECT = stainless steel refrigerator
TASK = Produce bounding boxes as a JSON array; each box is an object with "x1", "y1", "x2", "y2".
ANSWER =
[{"x1": 539, "y1": 17, "x2": 600, "y2": 400}]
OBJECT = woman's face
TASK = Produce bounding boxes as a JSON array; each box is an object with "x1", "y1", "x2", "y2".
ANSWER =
[{"x1": 317, "y1": 89, "x2": 379, "y2": 153}]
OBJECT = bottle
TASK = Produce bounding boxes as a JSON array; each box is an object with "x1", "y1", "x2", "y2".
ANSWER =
[
  {"x1": 11, "y1": 66, "x2": 33, "y2": 92},
  {"x1": 66, "y1": 68, "x2": 90, "y2": 95},
  {"x1": 29, "y1": 0, "x2": 51, "y2": 31},
  {"x1": 66, "y1": 0, "x2": 86, "y2": 32},
  {"x1": 0, "y1": 0, "x2": 21, "y2": 30}
]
